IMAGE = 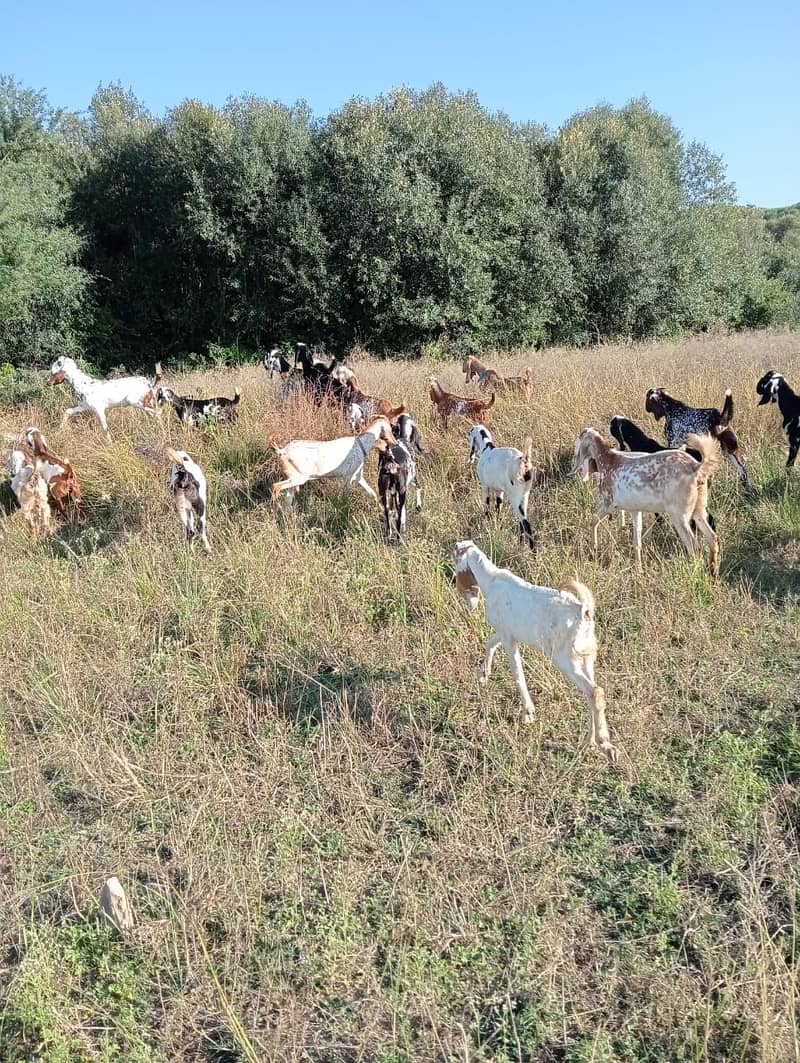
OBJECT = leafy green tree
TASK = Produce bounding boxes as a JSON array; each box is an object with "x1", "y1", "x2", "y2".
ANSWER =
[{"x1": 0, "y1": 76, "x2": 89, "y2": 366}]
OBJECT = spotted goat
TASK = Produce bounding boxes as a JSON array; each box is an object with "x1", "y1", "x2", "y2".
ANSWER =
[{"x1": 645, "y1": 387, "x2": 746, "y2": 483}]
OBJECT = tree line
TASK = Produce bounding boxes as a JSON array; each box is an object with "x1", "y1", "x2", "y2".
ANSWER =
[{"x1": 1, "y1": 74, "x2": 798, "y2": 371}]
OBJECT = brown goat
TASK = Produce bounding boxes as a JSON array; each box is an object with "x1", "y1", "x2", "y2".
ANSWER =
[{"x1": 429, "y1": 377, "x2": 495, "y2": 431}]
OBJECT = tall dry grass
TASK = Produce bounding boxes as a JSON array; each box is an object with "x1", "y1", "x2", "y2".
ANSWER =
[{"x1": 0, "y1": 332, "x2": 798, "y2": 1061}]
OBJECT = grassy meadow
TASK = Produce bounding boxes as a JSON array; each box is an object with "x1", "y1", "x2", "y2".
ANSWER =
[{"x1": 0, "y1": 332, "x2": 799, "y2": 1062}]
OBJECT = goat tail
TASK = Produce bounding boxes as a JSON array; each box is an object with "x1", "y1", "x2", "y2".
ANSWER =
[
  {"x1": 559, "y1": 578, "x2": 595, "y2": 619},
  {"x1": 267, "y1": 433, "x2": 283, "y2": 454},
  {"x1": 685, "y1": 432, "x2": 721, "y2": 483},
  {"x1": 485, "y1": 392, "x2": 496, "y2": 409},
  {"x1": 153, "y1": 362, "x2": 163, "y2": 388},
  {"x1": 720, "y1": 388, "x2": 733, "y2": 426},
  {"x1": 232, "y1": 389, "x2": 241, "y2": 403},
  {"x1": 518, "y1": 436, "x2": 534, "y2": 482}
]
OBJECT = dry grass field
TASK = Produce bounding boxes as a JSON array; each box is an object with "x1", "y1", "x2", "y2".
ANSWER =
[{"x1": 1, "y1": 332, "x2": 798, "y2": 1062}]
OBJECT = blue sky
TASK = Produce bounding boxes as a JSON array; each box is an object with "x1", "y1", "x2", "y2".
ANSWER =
[{"x1": 3, "y1": 0, "x2": 798, "y2": 206}]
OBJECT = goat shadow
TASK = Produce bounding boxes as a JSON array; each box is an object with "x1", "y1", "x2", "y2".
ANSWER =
[{"x1": 243, "y1": 650, "x2": 403, "y2": 735}]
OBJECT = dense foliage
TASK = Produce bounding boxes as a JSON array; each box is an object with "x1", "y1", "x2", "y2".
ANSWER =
[{"x1": 1, "y1": 75, "x2": 797, "y2": 368}]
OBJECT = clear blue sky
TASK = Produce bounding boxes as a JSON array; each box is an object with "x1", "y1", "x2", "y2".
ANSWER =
[{"x1": 3, "y1": 0, "x2": 798, "y2": 207}]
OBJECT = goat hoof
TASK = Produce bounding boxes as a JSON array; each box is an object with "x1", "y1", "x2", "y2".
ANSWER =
[
  {"x1": 477, "y1": 670, "x2": 488, "y2": 686},
  {"x1": 523, "y1": 710, "x2": 536, "y2": 723}
]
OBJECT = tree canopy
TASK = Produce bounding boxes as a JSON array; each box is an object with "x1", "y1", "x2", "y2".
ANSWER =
[{"x1": 0, "y1": 76, "x2": 795, "y2": 369}]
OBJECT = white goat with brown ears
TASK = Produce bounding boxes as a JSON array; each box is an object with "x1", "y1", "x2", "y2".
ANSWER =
[{"x1": 453, "y1": 540, "x2": 617, "y2": 764}]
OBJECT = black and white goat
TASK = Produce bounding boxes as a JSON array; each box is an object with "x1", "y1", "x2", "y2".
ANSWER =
[
  {"x1": 645, "y1": 387, "x2": 746, "y2": 482},
  {"x1": 468, "y1": 425, "x2": 535, "y2": 549},
  {"x1": 392, "y1": 413, "x2": 430, "y2": 456},
  {"x1": 166, "y1": 448, "x2": 211, "y2": 552},
  {"x1": 756, "y1": 370, "x2": 800, "y2": 468},
  {"x1": 157, "y1": 386, "x2": 240, "y2": 427},
  {"x1": 376, "y1": 436, "x2": 422, "y2": 542}
]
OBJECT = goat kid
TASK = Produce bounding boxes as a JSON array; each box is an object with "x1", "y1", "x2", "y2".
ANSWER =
[
  {"x1": 24, "y1": 428, "x2": 83, "y2": 519},
  {"x1": 429, "y1": 377, "x2": 495, "y2": 430},
  {"x1": 270, "y1": 412, "x2": 402, "y2": 509},
  {"x1": 645, "y1": 387, "x2": 746, "y2": 483},
  {"x1": 157, "y1": 385, "x2": 241, "y2": 426},
  {"x1": 756, "y1": 370, "x2": 800, "y2": 468},
  {"x1": 48, "y1": 356, "x2": 161, "y2": 438},
  {"x1": 468, "y1": 425, "x2": 535, "y2": 549},
  {"x1": 393, "y1": 412, "x2": 430, "y2": 456},
  {"x1": 346, "y1": 375, "x2": 401, "y2": 431},
  {"x1": 375, "y1": 436, "x2": 421, "y2": 542},
  {"x1": 7, "y1": 445, "x2": 52, "y2": 533},
  {"x1": 165, "y1": 448, "x2": 211, "y2": 552},
  {"x1": 574, "y1": 428, "x2": 720, "y2": 576},
  {"x1": 453, "y1": 540, "x2": 616, "y2": 763}
]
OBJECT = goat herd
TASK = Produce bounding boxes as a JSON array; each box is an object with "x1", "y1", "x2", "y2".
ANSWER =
[{"x1": 4, "y1": 346, "x2": 799, "y2": 765}]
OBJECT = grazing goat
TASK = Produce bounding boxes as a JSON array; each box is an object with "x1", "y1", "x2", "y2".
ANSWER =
[
  {"x1": 645, "y1": 387, "x2": 746, "y2": 483},
  {"x1": 468, "y1": 425, "x2": 535, "y2": 549},
  {"x1": 574, "y1": 428, "x2": 720, "y2": 575},
  {"x1": 157, "y1": 385, "x2": 241, "y2": 426},
  {"x1": 609, "y1": 416, "x2": 667, "y2": 455},
  {"x1": 756, "y1": 370, "x2": 800, "y2": 468},
  {"x1": 270, "y1": 412, "x2": 402, "y2": 509},
  {"x1": 375, "y1": 436, "x2": 421, "y2": 542},
  {"x1": 482, "y1": 368, "x2": 534, "y2": 400},
  {"x1": 165, "y1": 448, "x2": 211, "y2": 552},
  {"x1": 48, "y1": 356, "x2": 161, "y2": 438},
  {"x1": 7, "y1": 446, "x2": 52, "y2": 533},
  {"x1": 24, "y1": 428, "x2": 83, "y2": 519},
  {"x1": 393, "y1": 413, "x2": 430, "y2": 456},
  {"x1": 429, "y1": 377, "x2": 495, "y2": 430},
  {"x1": 453, "y1": 540, "x2": 616, "y2": 763}
]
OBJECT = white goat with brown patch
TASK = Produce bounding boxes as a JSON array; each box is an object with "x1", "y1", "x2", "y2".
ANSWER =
[
  {"x1": 453, "y1": 540, "x2": 616, "y2": 763},
  {"x1": 468, "y1": 425, "x2": 535, "y2": 549},
  {"x1": 573, "y1": 428, "x2": 720, "y2": 575}
]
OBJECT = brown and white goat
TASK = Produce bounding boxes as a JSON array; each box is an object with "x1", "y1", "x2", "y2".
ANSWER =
[
  {"x1": 429, "y1": 377, "x2": 495, "y2": 431},
  {"x1": 453, "y1": 540, "x2": 616, "y2": 763},
  {"x1": 481, "y1": 367, "x2": 534, "y2": 400},
  {"x1": 24, "y1": 428, "x2": 83, "y2": 519},
  {"x1": 7, "y1": 444, "x2": 52, "y2": 533},
  {"x1": 574, "y1": 428, "x2": 720, "y2": 575}
]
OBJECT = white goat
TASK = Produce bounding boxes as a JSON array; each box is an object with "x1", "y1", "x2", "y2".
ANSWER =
[
  {"x1": 453, "y1": 540, "x2": 616, "y2": 763},
  {"x1": 468, "y1": 425, "x2": 535, "y2": 549},
  {"x1": 165, "y1": 448, "x2": 211, "y2": 552},
  {"x1": 573, "y1": 428, "x2": 720, "y2": 575},
  {"x1": 269, "y1": 413, "x2": 400, "y2": 509},
  {"x1": 48, "y1": 356, "x2": 161, "y2": 438}
]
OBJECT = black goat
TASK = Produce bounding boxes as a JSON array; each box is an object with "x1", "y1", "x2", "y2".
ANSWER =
[
  {"x1": 157, "y1": 386, "x2": 240, "y2": 426},
  {"x1": 645, "y1": 387, "x2": 747, "y2": 483},
  {"x1": 294, "y1": 342, "x2": 352, "y2": 406},
  {"x1": 756, "y1": 370, "x2": 800, "y2": 468}
]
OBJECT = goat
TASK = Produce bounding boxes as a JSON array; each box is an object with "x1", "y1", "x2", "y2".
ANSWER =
[
  {"x1": 157, "y1": 385, "x2": 241, "y2": 427},
  {"x1": 48, "y1": 356, "x2": 161, "y2": 439},
  {"x1": 429, "y1": 377, "x2": 495, "y2": 431},
  {"x1": 462, "y1": 354, "x2": 491, "y2": 385},
  {"x1": 481, "y1": 367, "x2": 534, "y2": 400},
  {"x1": 375, "y1": 436, "x2": 421, "y2": 542},
  {"x1": 453, "y1": 540, "x2": 616, "y2": 764},
  {"x1": 264, "y1": 347, "x2": 304, "y2": 399},
  {"x1": 24, "y1": 428, "x2": 83, "y2": 519},
  {"x1": 756, "y1": 370, "x2": 800, "y2": 468},
  {"x1": 645, "y1": 387, "x2": 746, "y2": 483},
  {"x1": 346, "y1": 375, "x2": 401, "y2": 428},
  {"x1": 468, "y1": 425, "x2": 535, "y2": 549},
  {"x1": 165, "y1": 448, "x2": 211, "y2": 552},
  {"x1": 7, "y1": 445, "x2": 52, "y2": 533},
  {"x1": 574, "y1": 428, "x2": 720, "y2": 575},
  {"x1": 270, "y1": 412, "x2": 402, "y2": 509},
  {"x1": 293, "y1": 342, "x2": 351, "y2": 406},
  {"x1": 393, "y1": 413, "x2": 430, "y2": 456}
]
